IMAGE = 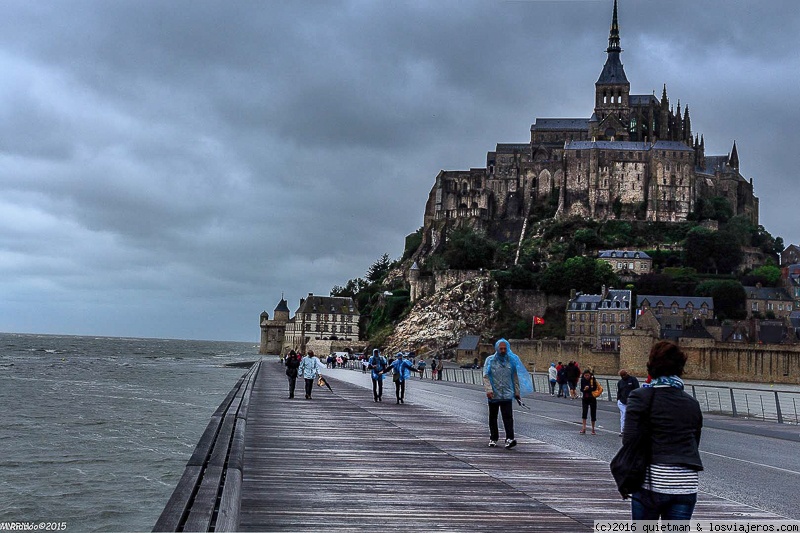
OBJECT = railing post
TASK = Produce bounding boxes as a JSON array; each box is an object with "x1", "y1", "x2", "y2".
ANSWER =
[
  {"x1": 775, "y1": 391, "x2": 784, "y2": 424},
  {"x1": 729, "y1": 389, "x2": 737, "y2": 418}
]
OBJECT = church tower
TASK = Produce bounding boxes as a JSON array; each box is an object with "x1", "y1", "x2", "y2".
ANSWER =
[{"x1": 591, "y1": 0, "x2": 630, "y2": 141}]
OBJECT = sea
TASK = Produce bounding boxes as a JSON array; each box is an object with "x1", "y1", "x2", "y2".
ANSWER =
[{"x1": 0, "y1": 332, "x2": 259, "y2": 533}]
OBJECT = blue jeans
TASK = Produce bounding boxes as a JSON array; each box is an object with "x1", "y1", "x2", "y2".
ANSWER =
[{"x1": 631, "y1": 489, "x2": 697, "y2": 520}]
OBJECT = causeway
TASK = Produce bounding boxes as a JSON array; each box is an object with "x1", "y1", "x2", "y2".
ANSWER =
[{"x1": 155, "y1": 360, "x2": 786, "y2": 531}]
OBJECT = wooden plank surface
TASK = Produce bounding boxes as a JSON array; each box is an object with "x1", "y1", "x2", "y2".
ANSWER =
[{"x1": 239, "y1": 361, "x2": 783, "y2": 532}]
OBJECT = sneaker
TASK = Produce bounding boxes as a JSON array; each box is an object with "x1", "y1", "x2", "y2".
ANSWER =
[
  {"x1": 504, "y1": 438, "x2": 517, "y2": 449},
  {"x1": 488, "y1": 440, "x2": 497, "y2": 447}
]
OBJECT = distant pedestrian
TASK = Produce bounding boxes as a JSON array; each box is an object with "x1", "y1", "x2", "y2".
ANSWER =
[
  {"x1": 284, "y1": 350, "x2": 301, "y2": 399},
  {"x1": 579, "y1": 369, "x2": 598, "y2": 435},
  {"x1": 482, "y1": 339, "x2": 534, "y2": 449},
  {"x1": 436, "y1": 358, "x2": 444, "y2": 380},
  {"x1": 566, "y1": 362, "x2": 580, "y2": 399},
  {"x1": 297, "y1": 350, "x2": 323, "y2": 400},
  {"x1": 368, "y1": 349, "x2": 387, "y2": 402},
  {"x1": 624, "y1": 340, "x2": 703, "y2": 520},
  {"x1": 417, "y1": 359, "x2": 426, "y2": 378},
  {"x1": 616, "y1": 369, "x2": 640, "y2": 436},
  {"x1": 431, "y1": 357, "x2": 437, "y2": 380},
  {"x1": 387, "y1": 353, "x2": 415, "y2": 404},
  {"x1": 548, "y1": 363, "x2": 558, "y2": 396},
  {"x1": 361, "y1": 357, "x2": 369, "y2": 374},
  {"x1": 556, "y1": 364, "x2": 568, "y2": 398}
]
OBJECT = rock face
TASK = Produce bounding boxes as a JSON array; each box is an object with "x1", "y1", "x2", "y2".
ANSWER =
[{"x1": 385, "y1": 273, "x2": 498, "y2": 355}]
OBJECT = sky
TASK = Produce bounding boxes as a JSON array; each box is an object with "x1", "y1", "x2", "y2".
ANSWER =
[{"x1": 0, "y1": 0, "x2": 798, "y2": 342}]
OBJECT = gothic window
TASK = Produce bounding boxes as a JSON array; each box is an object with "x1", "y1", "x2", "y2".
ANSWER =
[{"x1": 601, "y1": 324, "x2": 607, "y2": 335}]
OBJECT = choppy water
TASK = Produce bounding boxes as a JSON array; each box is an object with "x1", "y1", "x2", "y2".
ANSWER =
[{"x1": 0, "y1": 333, "x2": 258, "y2": 532}]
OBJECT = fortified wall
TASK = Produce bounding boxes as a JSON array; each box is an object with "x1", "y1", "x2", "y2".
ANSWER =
[
  {"x1": 510, "y1": 339, "x2": 620, "y2": 376},
  {"x1": 620, "y1": 329, "x2": 800, "y2": 384}
]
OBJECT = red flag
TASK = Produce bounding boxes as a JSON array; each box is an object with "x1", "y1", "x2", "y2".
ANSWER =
[{"x1": 533, "y1": 316, "x2": 545, "y2": 325}]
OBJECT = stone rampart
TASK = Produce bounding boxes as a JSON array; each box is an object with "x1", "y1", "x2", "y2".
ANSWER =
[
  {"x1": 620, "y1": 328, "x2": 800, "y2": 384},
  {"x1": 509, "y1": 339, "x2": 619, "y2": 376}
]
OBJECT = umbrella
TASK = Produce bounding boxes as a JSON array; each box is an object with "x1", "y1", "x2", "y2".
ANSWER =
[
  {"x1": 516, "y1": 398, "x2": 530, "y2": 410},
  {"x1": 317, "y1": 375, "x2": 333, "y2": 392}
]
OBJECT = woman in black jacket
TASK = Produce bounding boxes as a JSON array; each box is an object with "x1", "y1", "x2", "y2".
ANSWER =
[
  {"x1": 579, "y1": 369, "x2": 598, "y2": 435},
  {"x1": 623, "y1": 340, "x2": 703, "y2": 520}
]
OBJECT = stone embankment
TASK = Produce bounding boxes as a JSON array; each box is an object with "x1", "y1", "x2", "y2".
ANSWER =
[{"x1": 385, "y1": 273, "x2": 497, "y2": 354}]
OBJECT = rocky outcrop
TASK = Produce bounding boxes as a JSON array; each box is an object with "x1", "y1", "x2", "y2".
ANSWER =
[{"x1": 385, "y1": 273, "x2": 498, "y2": 355}]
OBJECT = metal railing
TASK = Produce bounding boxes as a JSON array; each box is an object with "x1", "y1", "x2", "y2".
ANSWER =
[{"x1": 339, "y1": 359, "x2": 800, "y2": 425}]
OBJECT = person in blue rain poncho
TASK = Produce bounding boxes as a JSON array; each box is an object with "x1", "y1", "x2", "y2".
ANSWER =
[
  {"x1": 368, "y1": 348, "x2": 387, "y2": 402},
  {"x1": 483, "y1": 339, "x2": 534, "y2": 449},
  {"x1": 386, "y1": 352, "x2": 416, "y2": 404}
]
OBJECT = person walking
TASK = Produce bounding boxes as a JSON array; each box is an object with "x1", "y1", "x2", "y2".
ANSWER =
[
  {"x1": 547, "y1": 362, "x2": 558, "y2": 396},
  {"x1": 368, "y1": 348, "x2": 387, "y2": 402},
  {"x1": 566, "y1": 361, "x2": 580, "y2": 399},
  {"x1": 556, "y1": 363, "x2": 567, "y2": 398},
  {"x1": 387, "y1": 352, "x2": 416, "y2": 404},
  {"x1": 436, "y1": 357, "x2": 444, "y2": 380},
  {"x1": 416, "y1": 358, "x2": 426, "y2": 378},
  {"x1": 579, "y1": 369, "x2": 599, "y2": 435},
  {"x1": 284, "y1": 350, "x2": 301, "y2": 399},
  {"x1": 297, "y1": 350, "x2": 323, "y2": 400},
  {"x1": 624, "y1": 341, "x2": 703, "y2": 520},
  {"x1": 430, "y1": 357, "x2": 437, "y2": 380},
  {"x1": 616, "y1": 369, "x2": 640, "y2": 436},
  {"x1": 482, "y1": 339, "x2": 534, "y2": 449}
]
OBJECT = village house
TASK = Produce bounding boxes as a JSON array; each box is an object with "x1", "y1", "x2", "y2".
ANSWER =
[
  {"x1": 744, "y1": 285, "x2": 794, "y2": 319},
  {"x1": 566, "y1": 286, "x2": 631, "y2": 351},
  {"x1": 597, "y1": 250, "x2": 652, "y2": 277}
]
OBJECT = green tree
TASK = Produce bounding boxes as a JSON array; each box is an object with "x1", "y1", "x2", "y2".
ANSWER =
[
  {"x1": 695, "y1": 280, "x2": 746, "y2": 320},
  {"x1": 442, "y1": 227, "x2": 497, "y2": 270},
  {"x1": 743, "y1": 265, "x2": 782, "y2": 287},
  {"x1": 684, "y1": 227, "x2": 716, "y2": 272},
  {"x1": 366, "y1": 253, "x2": 392, "y2": 282},
  {"x1": 541, "y1": 257, "x2": 619, "y2": 295}
]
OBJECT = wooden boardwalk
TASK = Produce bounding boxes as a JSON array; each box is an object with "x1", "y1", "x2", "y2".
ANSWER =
[{"x1": 235, "y1": 361, "x2": 780, "y2": 532}]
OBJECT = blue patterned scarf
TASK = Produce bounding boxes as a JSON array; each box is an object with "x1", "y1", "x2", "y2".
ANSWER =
[{"x1": 651, "y1": 375, "x2": 684, "y2": 389}]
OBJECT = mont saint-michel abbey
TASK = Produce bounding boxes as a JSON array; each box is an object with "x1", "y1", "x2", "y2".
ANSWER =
[{"x1": 420, "y1": 0, "x2": 758, "y2": 249}]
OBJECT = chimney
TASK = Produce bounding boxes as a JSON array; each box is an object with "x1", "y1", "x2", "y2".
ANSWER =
[{"x1": 570, "y1": 289, "x2": 576, "y2": 300}]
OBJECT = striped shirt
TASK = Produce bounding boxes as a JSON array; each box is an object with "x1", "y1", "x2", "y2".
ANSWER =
[{"x1": 642, "y1": 464, "x2": 699, "y2": 494}]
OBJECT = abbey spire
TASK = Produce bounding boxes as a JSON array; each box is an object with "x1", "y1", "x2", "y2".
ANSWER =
[{"x1": 592, "y1": 0, "x2": 631, "y2": 140}]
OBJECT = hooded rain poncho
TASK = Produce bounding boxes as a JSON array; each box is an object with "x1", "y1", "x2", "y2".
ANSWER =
[{"x1": 483, "y1": 339, "x2": 534, "y2": 401}]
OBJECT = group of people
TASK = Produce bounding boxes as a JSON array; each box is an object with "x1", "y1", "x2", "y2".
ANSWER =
[
  {"x1": 283, "y1": 350, "x2": 324, "y2": 400},
  {"x1": 547, "y1": 360, "x2": 584, "y2": 399},
  {"x1": 283, "y1": 338, "x2": 703, "y2": 521}
]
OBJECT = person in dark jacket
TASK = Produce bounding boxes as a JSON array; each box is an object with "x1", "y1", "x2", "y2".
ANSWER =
[
  {"x1": 616, "y1": 369, "x2": 640, "y2": 435},
  {"x1": 623, "y1": 340, "x2": 703, "y2": 520},
  {"x1": 579, "y1": 369, "x2": 598, "y2": 435},
  {"x1": 566, "y1": 362, "x2": 580, "y2": 399},
  {"x1": 284, "y1": 350, "x2": 300, "y2": 399}
]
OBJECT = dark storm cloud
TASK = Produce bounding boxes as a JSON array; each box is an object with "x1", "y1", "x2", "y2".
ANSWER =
[{"x1": 0, "y1": 0, "x2": 797, "y2": 340}]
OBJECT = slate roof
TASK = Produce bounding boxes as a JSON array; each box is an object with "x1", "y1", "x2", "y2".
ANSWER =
[
  {"x1": 637, "y1": 295, "x2": 714, "y2": 310},
  {"x1": 599, "y1": 250, "x2": 652, "y2": 260},
  {"x1": 456, "y1": 335, "x2": 481, "y2": 351},
  {"x1": 629, "y1": 94, "x2": 659, "y2": 106},
  {"x1": 532, "y1": 118, "x2": 590, "y2": 131},
  {"x1": 274, "y1": 298, "x2": 290, "y2": 313},
  {"x1": 569, "y1": 290, "x2": 631, "y2": 311},
  {"x1": 597, "y1": 53, "x2": 628, "y2": 85},
  {"x1": 743, "y1": 286, "x2": 793, "y2": 301},
  {"x1": 759, "y1": 322, "x2": 787, "y2": 344},
  {"x1": 297, "y1": 294, "x2": 359, "y2": 315},
  {"x1": 651, "y1": 140, "x2": 694, "y2": 152}
]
